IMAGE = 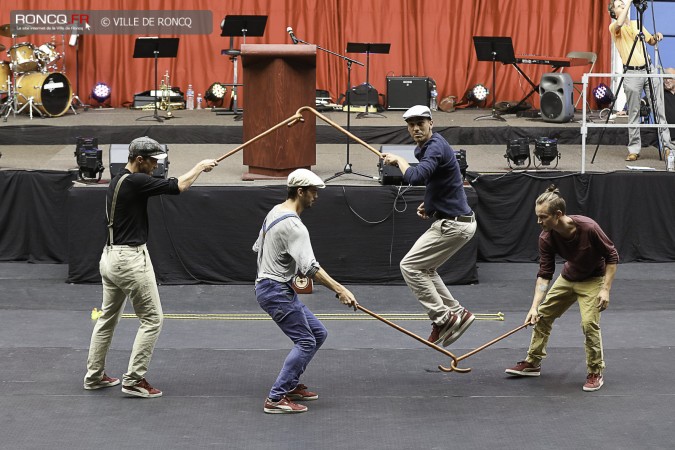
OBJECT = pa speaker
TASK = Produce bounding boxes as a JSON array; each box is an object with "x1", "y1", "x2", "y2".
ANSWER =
[
  {"x1": 109, "y1": 144, "x2": 170, "y2": 179},
  {"x1": 539, "y1": 73, "x2": 574, "y2": 123},
  {"x1": 378, "y1": 145, "x2": 418, "y2": 185}
]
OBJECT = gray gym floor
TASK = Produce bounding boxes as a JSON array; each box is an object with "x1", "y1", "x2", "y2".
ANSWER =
[{"x1": 1, "y1": 261, "x2": 673, "y2": 449}]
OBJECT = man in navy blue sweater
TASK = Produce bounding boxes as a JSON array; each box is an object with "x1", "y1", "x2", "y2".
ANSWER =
[{"x1": 381, "y1": 105, "x2": 476, "y2": 347}]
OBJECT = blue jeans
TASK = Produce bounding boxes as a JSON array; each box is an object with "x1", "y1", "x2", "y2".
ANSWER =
[{"x1": 255, "y1": 279, "x2": 328, "y2": 401}]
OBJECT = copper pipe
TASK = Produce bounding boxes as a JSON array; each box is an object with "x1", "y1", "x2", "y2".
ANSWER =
[
  {"x1": 295, "y1": 106, "x2": 383, "y2": 158},
  {"x1": 215, "y1": 105, "x2": 386, "y2": 164},
  {"x1": 356, "y1": 304, "x2": 460, "y2": 373},
  {"x1": 214, "y1": 112, "x2": 304, "y2": 163},
  {"x1": 438, "y1": 323, "x2": 530, "y2": 373}
]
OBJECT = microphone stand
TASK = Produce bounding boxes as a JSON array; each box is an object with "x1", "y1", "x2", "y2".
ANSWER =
[{"x1": 292, "y1": 34, "x2": 369, "y2": 182}]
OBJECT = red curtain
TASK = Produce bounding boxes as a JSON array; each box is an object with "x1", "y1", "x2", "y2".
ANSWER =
[{"x1": 0, "y1": 0, "x2": 610, "y2": 108}]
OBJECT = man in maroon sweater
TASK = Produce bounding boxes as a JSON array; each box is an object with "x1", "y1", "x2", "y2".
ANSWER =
[{"x1": 505, "y1": 185, "x2": 618, "y2": 392}]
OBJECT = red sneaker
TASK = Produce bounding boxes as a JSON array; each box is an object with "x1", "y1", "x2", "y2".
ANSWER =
[
  {"x1": 505, "y1": 361, "x2": 541, "y2": 377},
  {"x1": 442, "y1": 310, "x2": 475, "y2": 347},
  {"x1": 583, "y1": 373, "x2": 604, "y2": 392},
  {"x1": 287, "y1": 384, "x2": 318, "y2": 401},
  {"x1": 84, "y1": 373, "x2": 120, "y2": 390},
  {"x1": 121, "y1": 378, "x2": 162, "y2": 398},
  {"x1": 428, "y1": 315, "x2": 459, "y2": 345},
  {"x1": 263, "y1": 396, "x2": 308, "y2": 414}
]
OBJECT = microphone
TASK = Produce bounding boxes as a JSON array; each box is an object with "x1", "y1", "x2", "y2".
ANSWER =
[
  {"x1": 69, "y1": 33, "x2": 79, "y2": 47},
  {"x1": 286, "y1": 27, "x2": 298, "y2": 44}
]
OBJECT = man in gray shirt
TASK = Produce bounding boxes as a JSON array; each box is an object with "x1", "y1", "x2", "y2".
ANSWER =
[{"x1": 253, "y1": 169, "x2": 358, "y2": 414}]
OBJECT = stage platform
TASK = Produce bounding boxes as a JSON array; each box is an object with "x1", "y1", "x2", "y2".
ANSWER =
[
  {"x1": 2, "y1": 106, "x2": 675, "y2": 283},
  {"x1": 1, "y1": 261, "x2": 674, "y2": 449},
  {"x1": 0, "y1": 107, "x2": 671, "y2": 181}
]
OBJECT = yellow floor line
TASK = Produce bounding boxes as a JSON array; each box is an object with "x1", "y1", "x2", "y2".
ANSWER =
[{"x1": 116, "y1": 312, "x2": 505, "y2": 321}]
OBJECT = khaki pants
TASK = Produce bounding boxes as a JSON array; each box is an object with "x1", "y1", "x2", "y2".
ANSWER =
[
  {"x1": 84, "y1": 244, "x2": 164, "y2": 387},
  {"x1": 400, "y1": 218, "x2": 476, "y2": 325},
  {"x1": 624, "y1": 67, "x2": 673, "y2": 155},
  {"x1": 526, "y1": 275, "x2": 605, "y2": 374}
]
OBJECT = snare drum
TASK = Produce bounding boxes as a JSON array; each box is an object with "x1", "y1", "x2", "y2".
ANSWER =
[
  {"x1": 9, "y1": 42, "x2": 39, "y2": 73},
  {"x1": 16, "y1": 71, "x2": 72, "y2": 117},
  {"x1": 0, "y1": 61, "x2": 10, "y2": 92},
  {"x1": 36, "y1": 43, "x2": 60, "y2": 67}
]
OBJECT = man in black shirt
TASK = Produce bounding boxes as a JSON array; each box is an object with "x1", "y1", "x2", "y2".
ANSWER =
[{"x1": 83, "y1": 136, "x2": 217, "y2": 398}]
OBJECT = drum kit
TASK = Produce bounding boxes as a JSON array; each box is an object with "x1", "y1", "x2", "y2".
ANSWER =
[{"x1": 0, "y1": 24, "x2": 77, "y2": 121}]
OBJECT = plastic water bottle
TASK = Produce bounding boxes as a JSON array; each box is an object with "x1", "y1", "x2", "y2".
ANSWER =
[
  {"x1": 186, "y1": 84, "x2": 194, "y2": 110},
  {"x1": 430, "y1": 89, "x2": 438, "y2": 111},
  {"x1": 196, "y1": 93, "x2": 203, "y2": 110},
  {"x1": 667, "y1": 151, "x2": 675, "y2": 172}
]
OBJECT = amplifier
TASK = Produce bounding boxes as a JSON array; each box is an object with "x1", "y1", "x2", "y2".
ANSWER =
[
  {"x1": 377, "y1": 145, "x2": 418, "y2": 185},
  {"x1": 387, "y1": 77, "x2": 430, "y2": 110},
  {"x1": 109, "y1": 144, "x2": 170, "y2": 179}
]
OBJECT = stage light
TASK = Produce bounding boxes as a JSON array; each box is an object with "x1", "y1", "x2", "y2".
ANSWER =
[
  {"x1": 504, "y1": 138, "x2": 531, "y2": 168},
  {"x1": 91, "y1": 82, "x2": 111, "y2": 107},
  {"x1": 204, "y1": 82, "x2": 227, "y2": 104},
  {"x1": 467, "y1": 84, "x2": 489, "y2": 103},
  {"x1": 592, "y1": 83, "x2": 615, "y2": 108},
  {"x1": 454, "y1": 148, "x2": 468, "y2": 180},
  {"x1": 74, "y1": 136, "x2": 104, "y2": 181},
  {"x1": 533, "y1": 137, "x2": 560, "y2": 168}
]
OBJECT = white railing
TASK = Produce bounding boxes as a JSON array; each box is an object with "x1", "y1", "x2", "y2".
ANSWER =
[{"x1": 581, "y1": 72, "x2": 673, "y2": 173}]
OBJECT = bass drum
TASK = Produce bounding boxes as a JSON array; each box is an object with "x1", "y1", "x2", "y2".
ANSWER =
[
  {"x1": 0, "y1": 61, "x2": 10, "y2": 92},
  {"x1": 16, "y1": 71, "x2": 72, "y2": 117}
]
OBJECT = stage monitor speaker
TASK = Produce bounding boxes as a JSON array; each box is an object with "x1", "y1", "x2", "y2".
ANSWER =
[
  {"x1": 539, "y1": 72, "x2": 574, "y2": 123},
  {"x1": 378, "y1": 145, "x2": 418, "y2": 185},
  {"x1": 109, "y1": 144, "x2": 170, "y2": 179},
  {"x1": 386, "y1": 77, "x2": 430, "y2": 110}
]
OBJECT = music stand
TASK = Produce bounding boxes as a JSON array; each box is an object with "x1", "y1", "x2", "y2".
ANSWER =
[
  {"x1": 215, "y1": 15, "x2": 267, "y2": 120},
  {"x1": 133, "y1": 37, "x2": 179, "y2": 122},
  {"x1": 347, "y1": 42, "x2": 390, "y2": 119},
  {"x1": 472, "y1": 36, "x2": 515, "y2": 122}
]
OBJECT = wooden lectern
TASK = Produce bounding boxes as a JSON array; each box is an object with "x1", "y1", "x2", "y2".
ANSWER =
[{"x1": 241, "y1": 44, "x2": 317, "y2": 178}]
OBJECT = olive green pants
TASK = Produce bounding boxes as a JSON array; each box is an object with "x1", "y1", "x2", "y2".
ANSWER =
[{"x1": 525, "y1": 275, "x2": 605, "y2": 374}]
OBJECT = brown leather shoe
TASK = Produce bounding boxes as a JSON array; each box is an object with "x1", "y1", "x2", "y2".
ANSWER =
[{"x1": 625, "y1": 153, "x2": 639, "y2": 161}]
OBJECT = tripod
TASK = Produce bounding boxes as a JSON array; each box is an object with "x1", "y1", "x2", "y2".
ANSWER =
[
  {"x1": 325, "y1": 54, "x2": 373, "y2": 182},
  {"x1": 133, "y1": 37, "x2": 180, "y2": 123},
  {"x1": 288, "y1": 32, "x2": 368, "y2": 181},
  {"x1": 591, "y1": 3, "x2": 666, "y2": 163},
  {"x1": 473, "y1": 36, "x2": 515, "y2": 122},
  {"x1": 63, "y1": 34, "x2": 88, "y2": 113}
]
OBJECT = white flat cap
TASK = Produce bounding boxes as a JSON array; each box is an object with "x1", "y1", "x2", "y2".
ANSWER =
[
  {"x1": 287, "y1": 168, "x2": 326, "y2": 188},
  {"x1": 402, "y1": 105, "x2": 432, "y2": 121}
]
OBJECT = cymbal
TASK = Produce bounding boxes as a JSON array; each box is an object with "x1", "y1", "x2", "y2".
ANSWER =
[{"x1": 0, "y1": 24, "x2": 26, "y2": 38}]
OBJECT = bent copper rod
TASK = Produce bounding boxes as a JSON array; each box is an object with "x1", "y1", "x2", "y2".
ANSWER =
[
  {"x1": 439, "y1": 323, "x2": 530, "y2": 373},
  {"x1": 215, "y1": 112, "x2": 305, "y2": 162},
  {"x1": 215, "y1": 106, "x2": 386, "y2": 164},
  {"x1": 294, "y1": 106, "x2": 384, "y2": 158},
  {"x1": 356, "y1": 304, "x2": 461, "y2": 373}
]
